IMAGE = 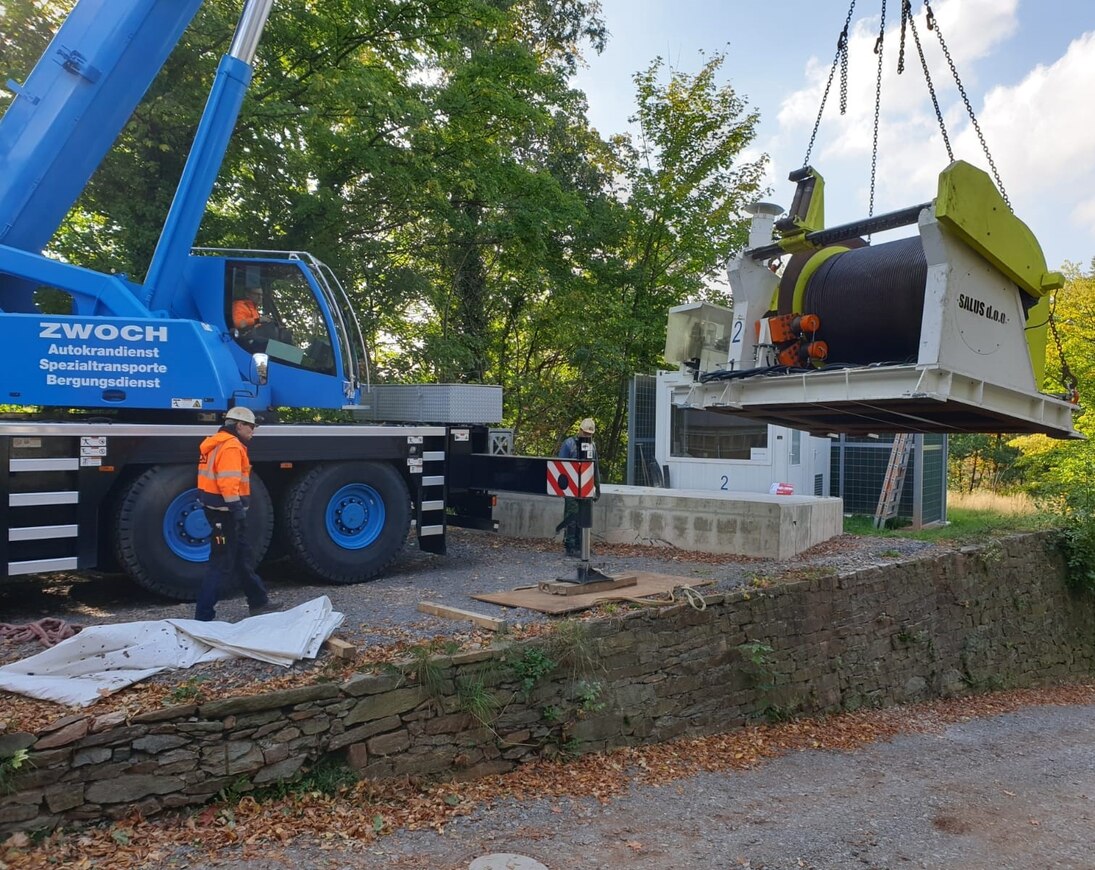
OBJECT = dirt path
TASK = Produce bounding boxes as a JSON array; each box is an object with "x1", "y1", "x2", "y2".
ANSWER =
[{"x1": 152, "y1": 699, "x2": 1095, "y2": 870}]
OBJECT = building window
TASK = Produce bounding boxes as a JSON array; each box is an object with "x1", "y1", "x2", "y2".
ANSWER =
[
  {"x1": 670, "y1": 406, "x2": 768, "y2": 459},
  {"x1": 790, "y1": 429, "x2": 801, "y2": 465}
]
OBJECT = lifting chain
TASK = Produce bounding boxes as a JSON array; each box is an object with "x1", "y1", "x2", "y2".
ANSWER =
[
  {"x1": 898, "y1": 1, "x2": 953, "y2": 162},
  {"x1": 901, "y1": 0, "x2": 1010, "y2": 210},
  {"x1": 808, "y1": 1, "x2": 1011, "y2": 212},
  {"x1": 868, "y1": 0, "x2": 887, "y2": 222},
  {"x1": 1047, "y1": 295, "x2": 1080, "y2": 403},
  {"x1": 802, "y1": 0, "x2": 856, "y2": 168}
]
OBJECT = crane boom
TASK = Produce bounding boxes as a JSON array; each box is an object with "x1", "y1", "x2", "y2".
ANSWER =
[{"x1": 0, "y1": 1, "x2": 204, "y2": 264}]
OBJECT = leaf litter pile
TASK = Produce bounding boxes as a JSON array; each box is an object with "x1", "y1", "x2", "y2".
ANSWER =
[{"x1": 3, "y1": 682, "x2": 1094, "y2": 869}]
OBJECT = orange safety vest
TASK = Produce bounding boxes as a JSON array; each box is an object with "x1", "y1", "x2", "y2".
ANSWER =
[
  {"x1": 197, "y1": 430, "x2": 252, "y2": 512},
  {"x1": 232, "y1": 298, "x2": 261, "y2": 330}
]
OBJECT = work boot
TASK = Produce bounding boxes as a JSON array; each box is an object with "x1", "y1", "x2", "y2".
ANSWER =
[{"x1": 248, "y1": 598, "x2": 280, "y2": 616}]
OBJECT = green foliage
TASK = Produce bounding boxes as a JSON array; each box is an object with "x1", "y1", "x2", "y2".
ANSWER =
[
  {"x1": 1020, "y1": 441, "x2": 1095, "y2": 591},
  {"x1": 249, "y1": 758, "x2": 357, "y2": 803},
  {"x1": 948, "y1": 434, "x2": 1022, "y2": 493},
  {"x1": 0, "y1": 748, "x2": 31, "y2": 795},
  {"x1": 166, "y1": 676, "x2": 207, "y2": 705},
  {"x1": 1004, "y1": 268, "x2": 1095, "y2": 590},
  {"x1": 573, "y1": 679, "x2": 605, "y2": 715},
  {"x1": 737, "y1": 641, "x2": 776, "y2": 695},
  {"x1": 541, "y1": 704, "x2": 563, "y2": 723},
  {"x1": 215, "y1": 776, "x2": 251, "y2": 805},
  {"x1": 508, "y1": 646, "x2": 557, "y2": 696},
  {"x1": 738, "y1": 641, "x2": 774, "y2": 670}
]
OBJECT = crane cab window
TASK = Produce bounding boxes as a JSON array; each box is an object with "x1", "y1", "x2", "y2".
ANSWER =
[{"x1": 226, "y1": 261, "x2": 336, "y2": 374}]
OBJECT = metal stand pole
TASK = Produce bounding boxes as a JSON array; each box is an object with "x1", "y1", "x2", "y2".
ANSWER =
[{"x1": 569, "y1": 498, "x2": 610, "y2": 584}]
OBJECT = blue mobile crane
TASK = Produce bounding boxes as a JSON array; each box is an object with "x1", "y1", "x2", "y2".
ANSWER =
[{"x1": 0, "y1": 0, "x2": 570, "y2": 599}]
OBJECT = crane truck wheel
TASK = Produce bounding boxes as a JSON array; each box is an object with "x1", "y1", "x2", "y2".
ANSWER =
[
  {"x1": 282, "y1": 461, "x2": 411, "y2": 584},
  {"x1": 113, "y1": 465, "x2": 274, "y2": 601}
]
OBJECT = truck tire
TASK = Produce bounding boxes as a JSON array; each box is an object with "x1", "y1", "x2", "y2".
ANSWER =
[
  {"x1": 114, "y1": 465, "x2": 274, "y2": 601},
  {"x1": 283, "y1": 461, "x2": 410, "y2": 584}
]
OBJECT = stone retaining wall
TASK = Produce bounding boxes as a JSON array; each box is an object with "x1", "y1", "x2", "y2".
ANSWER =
[{"x1": 2, "y1": 532, "x2": 1092, "y2": 834}]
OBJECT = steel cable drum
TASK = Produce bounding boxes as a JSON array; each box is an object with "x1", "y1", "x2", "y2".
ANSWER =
[{"x1": 800, "y1": 236, "x2": 927, "y2": 365}]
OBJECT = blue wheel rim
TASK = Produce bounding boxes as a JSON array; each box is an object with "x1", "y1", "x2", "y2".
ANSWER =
[
  {"x1": 325, "y1": 483, "x2": 385, "y2": 550},
  {"x1": 163, "y1": 488, "x2": 211, "y2": 562}
]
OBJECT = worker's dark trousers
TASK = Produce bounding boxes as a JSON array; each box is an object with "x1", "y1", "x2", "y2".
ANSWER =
[
  {"x1": 561, "y1": 497, "x2": 580, "y2": 555},
  {"x1": 195, "y1": 509, "x2": 269, "y2": 621}
]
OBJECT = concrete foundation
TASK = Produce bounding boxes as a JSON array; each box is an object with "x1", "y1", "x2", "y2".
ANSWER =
[{"x1": 494, "y1": 484, "x2": 844, "y2": 560}]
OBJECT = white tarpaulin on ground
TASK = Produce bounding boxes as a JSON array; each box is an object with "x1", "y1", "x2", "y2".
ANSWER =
[{"x1": 0, "y1": 597, "x2": 343, "y2": 707}]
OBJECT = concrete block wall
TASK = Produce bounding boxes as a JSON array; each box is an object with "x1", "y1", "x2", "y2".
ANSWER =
[
  {"x1": 1, "y1": 532, "x2": 1091, "y2": 834},
  {"x1": 496, "y1": 484, "x2": 844, "y2": 558}
]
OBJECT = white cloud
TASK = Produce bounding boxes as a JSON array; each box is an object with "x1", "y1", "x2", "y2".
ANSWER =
[
  {"x1": 777, "y1": 0, "x2": 1019, "y2": 136},
  {"x1": 1070, "y1": 197, "x2": 1095, "y2": 253},
  {"x1": 769, "y1": 5, "x2": 982, "y2": 212},
  {"x1": 968, "y1": 31, "x2": 1095, "y2": 194}
]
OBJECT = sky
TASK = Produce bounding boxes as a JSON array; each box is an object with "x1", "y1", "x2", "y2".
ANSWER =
[{"x1": 572, "y1": 0, "x2": 1095, "y2": 273}]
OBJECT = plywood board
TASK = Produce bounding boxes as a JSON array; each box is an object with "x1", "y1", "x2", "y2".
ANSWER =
[{"x1": 472, "y1": 572, "x2": 714, "y2": 614}]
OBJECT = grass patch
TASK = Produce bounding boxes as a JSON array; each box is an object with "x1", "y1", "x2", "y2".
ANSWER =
[
  {"x1": 843, "y1": 494, "x2": 1056, "y2": 543},
  {"x1": 254, "y1": 758, "x2": 358, "y2": 802},
  {"x1": 456, "y1": 675, "x2": 500, "y2": 726},
  {"x1": 406, "y1": 642, "x2": 448, "y2": 700},
  {"x1": 549, "y1": 619, "x2": 601, "y2": 681},
  {"x1": 947, "y1": 490, "x2": 1038, "y2": 515}
]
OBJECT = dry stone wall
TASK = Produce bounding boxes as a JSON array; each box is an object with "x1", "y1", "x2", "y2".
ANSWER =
[{"x1": 2, "y1": 532, "x2": 1092, "y2": 833}]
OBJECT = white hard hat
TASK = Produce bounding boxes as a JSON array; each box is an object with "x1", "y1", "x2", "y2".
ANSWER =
[
  {"x1": 579, "y1": 417, "x2": 595, "y2": 434},
  {"x1": 225, "y1": 406, "x2": 259, "y2": 425}
]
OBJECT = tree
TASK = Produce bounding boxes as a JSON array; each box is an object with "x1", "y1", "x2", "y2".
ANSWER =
[
  {"x1": 1010, "y1": 266, "x2": 1095, "y2": 492},
  {"x1": 948, "y1": 434, "x2": 1021, "y2": 493},
  {"x1": 571, "y1": 53, "x2": 767, "y2": 473},
  {"x1": 2, "y1": 2, "x2": 773, "y2": 483}
]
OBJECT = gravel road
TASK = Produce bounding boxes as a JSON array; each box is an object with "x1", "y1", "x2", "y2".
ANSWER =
[
  {"x1": 160, "y1": 698, "x2": 1095, "y2": 870},
  {"x1": 357, "y1": 701, "x2": 1095, "y2": 870},
  {"x1": 0, "y1": 528, "x2": 939, "y2": 663}
]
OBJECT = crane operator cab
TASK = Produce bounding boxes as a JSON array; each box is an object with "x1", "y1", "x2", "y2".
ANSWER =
[{"x1": 225, "y1": 259, "x2": 336, "y2": 374}]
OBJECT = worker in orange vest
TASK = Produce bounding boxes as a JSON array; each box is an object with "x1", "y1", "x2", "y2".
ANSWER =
[
  {"x1": 232, "y1": 286, "x2": 263, "y2": 330},
  {"x1": 195, "y1": 406, "x2": 274, "y2": 621}
]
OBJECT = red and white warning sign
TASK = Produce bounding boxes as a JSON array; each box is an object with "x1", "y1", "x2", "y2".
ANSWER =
[{"x1": 546, "y1": 460, "x2": 595, "y2": 497}]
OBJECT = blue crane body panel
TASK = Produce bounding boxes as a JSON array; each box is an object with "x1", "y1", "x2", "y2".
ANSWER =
[
  {"x1": 2, "y1": 312, "x2": 239, "y2": 410},
  {"x1": 0, "y1": 0, "x2": 205, "y2": 256}
]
